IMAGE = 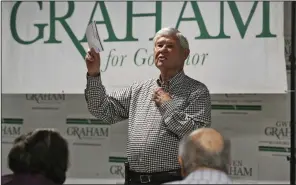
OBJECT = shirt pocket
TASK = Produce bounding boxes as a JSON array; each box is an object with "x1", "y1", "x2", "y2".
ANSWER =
[{"x1": 171, "y1": 95, "x2": 189, "y2": 110}]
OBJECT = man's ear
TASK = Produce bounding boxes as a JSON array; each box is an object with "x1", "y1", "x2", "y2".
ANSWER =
[
  {"x1": 183, "y1": 49, "x2": 190, "y2": 61},
  {"x1": 178, "y1": 156, "x2": 186, "y2": 177},
  {"x1": 178, "y1": 156, "x2": 183, "y2": 166}
]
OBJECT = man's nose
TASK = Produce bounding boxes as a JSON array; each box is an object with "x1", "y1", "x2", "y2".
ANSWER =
[{"x1": 159, "y1": 45, "x2": 168, "y2": 52}]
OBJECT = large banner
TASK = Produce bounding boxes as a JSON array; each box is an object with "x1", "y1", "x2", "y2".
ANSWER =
[{"x1": 2, "y1": 1, "x2": 287, "y2": 94}]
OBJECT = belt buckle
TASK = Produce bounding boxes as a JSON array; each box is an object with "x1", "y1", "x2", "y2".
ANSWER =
[{"x1": 140, "y1": 175, "x2": 151, "y2": 183}]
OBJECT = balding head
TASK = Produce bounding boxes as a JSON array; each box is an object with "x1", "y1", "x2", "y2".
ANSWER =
[
  {"x1": 190, "y1": 128, "x2": 224, "y2": 153},
  {"x1": 178, "y1": 128, "x2": 230, "y2": 177}
]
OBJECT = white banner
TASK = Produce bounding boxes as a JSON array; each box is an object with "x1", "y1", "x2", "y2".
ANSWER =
[
  {"x1": 258, "y1": 150, "x2": 290, "y2": 181},
  {"x1": 64, "y1": 118, "x2": 111, "y2": 178},
  {"x1": 1, "y1": 92, "x2": 293, "y2": 181},
  {"x1": 22, "y1": 93, "x2": 68, "y2": 132},
  {"x1": 1, "y1": 95, "x2": 111, "y2": 179},
  {"x1": 1, "y1": 118, "x2": 24, "y2": 175},
  {"x1": 2, "y1": 1, "x2": 287, "y2": 94},
  {"x1": 228, "y1": 138, "x2": 259, "y2": 181}
]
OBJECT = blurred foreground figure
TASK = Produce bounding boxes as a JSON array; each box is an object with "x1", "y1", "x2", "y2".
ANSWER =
[
  {"x1": 2, "y1": 129, "x2": 69, "y2": 185},
  {"x1": 166, "y1": 128, "x2": 232, "y2": 184}
]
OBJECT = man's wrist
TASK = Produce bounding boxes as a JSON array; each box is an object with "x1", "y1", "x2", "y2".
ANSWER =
[
  {"x1": 87, "y1": 72, "x2": 100, "y2": 77},
  {"x1": 86, "y1": 72, "x2": 102, "y2": 88}
]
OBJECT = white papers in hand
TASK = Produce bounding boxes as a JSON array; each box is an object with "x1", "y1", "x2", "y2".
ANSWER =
[{"x1": 85, "y1": 21, "x2": 104, "y2": 53}]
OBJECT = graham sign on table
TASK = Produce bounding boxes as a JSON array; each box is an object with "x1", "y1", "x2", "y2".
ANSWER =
[{"x1": 2, "y1": 1, "x2": 287, "y2": 94}]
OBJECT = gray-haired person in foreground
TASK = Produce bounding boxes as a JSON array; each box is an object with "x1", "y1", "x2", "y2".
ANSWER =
[
  {"x1": 165, "y1": 128, "x2": 232, "y2": 184},
  {"x1": 84, "y1": 27, "x2": 211, "y2": 185}
]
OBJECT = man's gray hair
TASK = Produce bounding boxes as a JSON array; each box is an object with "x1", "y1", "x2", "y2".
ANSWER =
[
  {"x1": 179, "y1": 134, "x2": 230, "y2": 175},
  {"x1": 153, "y1": 27, "x2": 189, "y2": 50}
]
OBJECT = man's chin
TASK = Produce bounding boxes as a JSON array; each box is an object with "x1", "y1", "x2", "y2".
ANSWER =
[
  {"x1": 156, "y1": 61, "x2": 163, "y2": 66},
  {"x1": 155, "y1": 61, "x2": 166, "y2": 68}
]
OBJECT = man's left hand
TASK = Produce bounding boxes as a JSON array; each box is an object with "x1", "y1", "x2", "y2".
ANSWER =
[{"x1": 152, "y1": 88, "x2": 172, "y2": 107}]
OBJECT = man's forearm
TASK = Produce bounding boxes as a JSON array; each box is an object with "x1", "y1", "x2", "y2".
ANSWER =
[
  {"x1": 85, "y1": 74, "x2": 112, "y2": 122},
  {"x1": 85, "y1": 74, "x2": 131, "y2": 124}
]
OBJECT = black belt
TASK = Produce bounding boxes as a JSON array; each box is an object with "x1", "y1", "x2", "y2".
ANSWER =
[{"x1": 128, "y1": 169, "x2": 182, "y2": 184}]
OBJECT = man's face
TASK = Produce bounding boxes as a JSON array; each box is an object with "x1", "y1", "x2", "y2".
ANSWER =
[{"x1": 154, "y1": 35, "x2": 188, "y2": 71}]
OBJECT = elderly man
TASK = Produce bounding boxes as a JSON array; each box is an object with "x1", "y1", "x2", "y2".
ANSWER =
[
  {"x1": 166, "y1": 128, "x2": 232, "y2": 184},
  {"x1": 84, "y1": 27, "x2": 211, "y2": 184}
]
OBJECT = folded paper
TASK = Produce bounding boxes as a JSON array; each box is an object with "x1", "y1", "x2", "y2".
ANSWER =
[{"x1": 86, "y1": 21, "x2": 104, "y2": 53}]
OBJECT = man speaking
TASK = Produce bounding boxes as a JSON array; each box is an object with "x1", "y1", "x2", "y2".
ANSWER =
[{"x1": 84, "y1": 27, "x2": 211, "y2": 185}]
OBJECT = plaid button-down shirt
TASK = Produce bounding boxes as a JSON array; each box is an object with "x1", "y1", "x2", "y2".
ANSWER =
[
  {"x1": 85, "y1": 70, "x2": 211, "y2": 173},
  {"x1": 165, "y1": 169, "x2": 232, "y2": 184}
]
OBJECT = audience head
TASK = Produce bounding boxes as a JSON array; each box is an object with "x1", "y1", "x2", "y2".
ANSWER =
[
  {"x1": 178, "y1": 128, "x2": 230, "y2": 177},
  {"x1": 7, "y1": 128, "x2": 69, "y2": 184}
]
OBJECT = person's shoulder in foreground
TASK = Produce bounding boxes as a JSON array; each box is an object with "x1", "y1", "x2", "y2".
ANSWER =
[
  {"x1": 164, "y1": 169, "x2": 233, "y2": 184},
  {"x1": 164, "y1": 128, "x2": 232, "y2": 184},
  {"x1": 2, "y1": 174, "x2": 59, "y2": 185}
]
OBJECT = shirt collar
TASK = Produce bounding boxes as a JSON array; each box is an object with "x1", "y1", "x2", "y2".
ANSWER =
[
  {"x1": 186, "y1": 169, "x2": 231, "y2": 182},
  {"x1": 156, "y1": 70, "x2": 186, "y2": 90}
]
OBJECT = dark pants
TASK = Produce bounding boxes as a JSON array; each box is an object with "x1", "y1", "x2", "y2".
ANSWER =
[
  {"x1": 125, "y1": 169, "x2": 183, "y2": 185},
  {"x1": 128, "y1": 174, "x2": 182, "y2": 185}
]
